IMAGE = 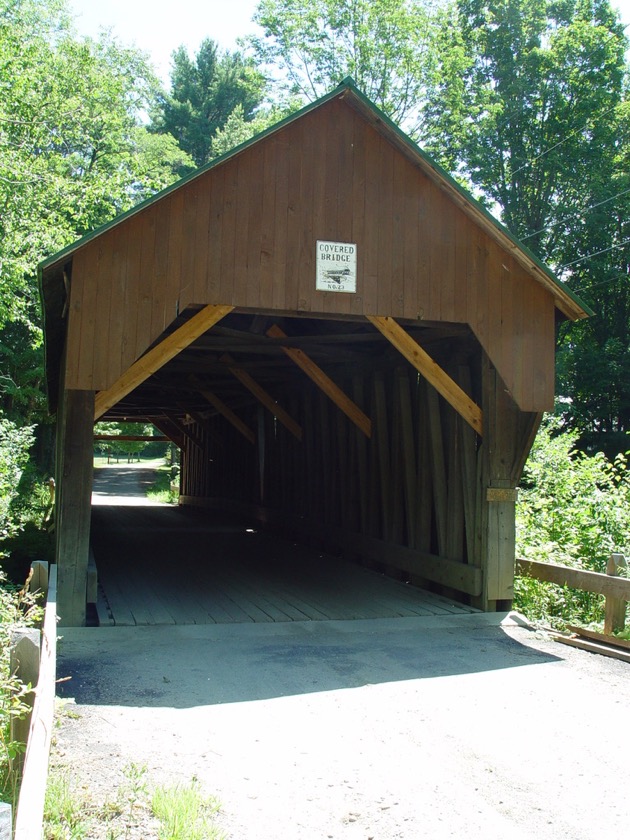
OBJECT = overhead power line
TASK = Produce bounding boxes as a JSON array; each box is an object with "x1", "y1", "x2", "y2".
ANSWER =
[
  {"x1": 559, "y1": 237, "x2": 630, "y2": 271},
  {"x1": 521, "y1": 186, "x2": 630, "y2": 241}
]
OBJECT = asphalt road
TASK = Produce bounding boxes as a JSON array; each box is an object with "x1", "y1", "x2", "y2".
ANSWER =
[{"x1": 55, "y1": 614, "x2": 630, "y2": 840}]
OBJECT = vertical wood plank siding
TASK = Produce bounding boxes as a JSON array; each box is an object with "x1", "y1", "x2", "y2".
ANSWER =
[{"x1": 64, "y1": 97, "x2": 554, "y2": 412}]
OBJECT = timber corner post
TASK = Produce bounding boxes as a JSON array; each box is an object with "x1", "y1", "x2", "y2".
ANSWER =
[
  {"x1": 55, "y1": 389, "x2": 94, "y2": 626},
  {"x1": 475, "y1": 355, "x2": 541, "y2": 612}
]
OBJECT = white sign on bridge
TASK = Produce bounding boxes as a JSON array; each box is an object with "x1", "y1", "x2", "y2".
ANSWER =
[{"x1": 316, "y1": 241, "x2": 357, "y2": 293}]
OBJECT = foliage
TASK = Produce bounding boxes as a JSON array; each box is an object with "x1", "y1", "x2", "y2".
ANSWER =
[
  {"x1": 152, "y1": 780, "x2": 224, "y2": 840},
  {"x1": 421, "y1": 0, "x2": 629, "y2": 453},
  {"x1": 555, "y1": 97, "x2": 630, "y2": 456},
  {"x1": 0, "y1": 418, "x2": 35, "y2": 541},
  {"x1": 209, "y1": 101, "x2": 298, "y2": 158},
  {"x1": 44, "y1": 762, "x2": 224, "y2": 840},
  {"x1": 146, "y1": 465, "x2": 179, "y2": 505},
  {"x1": 152, "y1": 38, "x2": 266, "y2": 168},
  {"x1": 0, "y1": 0, "x2": 190, "y2": 327},
  {"x1": 0, "y1": 569, "x2": 42, "y2": 805},
  {"x1": 515, "y1": 414, "x2": 630, "y2": 625},
  {"x1": 249, "y1": 0, "x2": 436, "y2": 131},
  {"x1": 421, "y1": 0, "x2": 627, "y2": 250},
  {"x1": 93, "y1": 421, "x2": 166, "y2": 462},
  {"x1": 43, "y1": 772, "x2": 89, "y2": 839}
]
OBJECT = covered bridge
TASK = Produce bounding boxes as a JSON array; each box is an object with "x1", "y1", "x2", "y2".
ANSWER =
[{"x1": 40, "y1": 79, "x2": 589, "y2": 626}]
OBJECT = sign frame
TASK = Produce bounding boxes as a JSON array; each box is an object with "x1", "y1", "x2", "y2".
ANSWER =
[{"x1": 316, "y1": 240, "x2": 357, "y2": 293}]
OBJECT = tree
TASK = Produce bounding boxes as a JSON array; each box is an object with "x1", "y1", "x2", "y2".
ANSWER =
[
  {"x1": 555, "y1": 98, "x2": 630, "y2": 455},
  {"x1": 153, "y1": 39, "x2": 266, "y2": 168},
  {"x1": 0, "y1": 0, "x2": 193, "y2": 430},
  {"x1": 421, "y1": 0, "x2": 629, "y2": 452},
  {"x1": 249, "y1": 0, "x2": 436, "y2": 132},
  {"x1": 421, "y1": 0, "x2": 627, "y2": 254}
]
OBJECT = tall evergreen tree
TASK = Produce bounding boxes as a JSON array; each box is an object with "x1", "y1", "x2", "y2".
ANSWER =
[{"x1": 153, "y1": 39, "x2": 265, "y2": 168}]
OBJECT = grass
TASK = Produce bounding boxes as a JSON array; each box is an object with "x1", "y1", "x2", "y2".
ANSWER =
[
  {"x1": 152, "y1": 781, "x2": 225, "y2": 840},
  {"x1": 44, "y1": 773, "x2": 89, "y2": 839},
  {"x1": 146, "y1": 465, "x2": 179, "y2": 505},
  {"x1": 43, "y1": 764, "x2": 225, "y2": 840}
]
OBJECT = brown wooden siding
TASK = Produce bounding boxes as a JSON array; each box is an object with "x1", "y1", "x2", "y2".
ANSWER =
[{"x1": 65, "y1": 97, "x2": 554, "y2": 411}]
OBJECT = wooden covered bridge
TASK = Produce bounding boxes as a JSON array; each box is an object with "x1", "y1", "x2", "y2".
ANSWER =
[{"x1": 40, "y1": 79, "x2": 588, "y2": 626}]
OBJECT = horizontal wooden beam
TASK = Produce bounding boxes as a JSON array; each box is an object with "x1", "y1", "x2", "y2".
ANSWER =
[
  {"x1": 267, "y1": 324, "x2": 372, "y2": 438},
  {"x1": 94, "y1": 304, "x2": 234, "y2": 420},
  {"x1": 220, "y1": 354, "x2": 303, "y2": 442},
  {"x1": 190, "y1": 376, "x2": 255, "y2": 445},
  {"x1": 516, "y1": 558, "x2": 630, "y2": 601},
  {"x1": 93, "y1": 435, "x2": 169, "y2": 442},
  {"x1": 366, "y1": 315, "x2": 483, "y2": 436}
]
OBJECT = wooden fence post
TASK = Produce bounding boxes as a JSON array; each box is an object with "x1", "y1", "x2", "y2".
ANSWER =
[{"x1": 604, "y1": 554, "x2": 627, "y2": 635}]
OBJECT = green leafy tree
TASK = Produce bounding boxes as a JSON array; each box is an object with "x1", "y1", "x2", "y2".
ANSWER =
[
  {"x1": 421, "y1": 0, "x2": 629, "y2": 452},
  {"x1": 209, "y1": 100, "x2": 299, "y2": 158},
  {"x1": 0, "y1": 0, "x2": 193, "y2": 433},
  {"x1": 421, "y1": 0, "x2": 627, "y2": 253},
  {"x1": 249, "y1": 0, "x2": 436, "y2": 131},
  {"x1": 555, "y1": 99, "x2": 630, "y2": 455},
  {"x1": 153, "y1": 38, "x2": 265, "y2": 168}
]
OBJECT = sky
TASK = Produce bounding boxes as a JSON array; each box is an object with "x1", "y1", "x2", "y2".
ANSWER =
[
  {"x1": 68, "y1": 0, "x2": 263, "y2": 82},
  {"x1": 68, "y1": 0, "x2": 630, "y2": 86}
]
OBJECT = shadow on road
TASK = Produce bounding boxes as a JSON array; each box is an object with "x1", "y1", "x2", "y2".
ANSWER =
[{"x1": 56, "y1": 620, "x2": 560, "y2": 710}]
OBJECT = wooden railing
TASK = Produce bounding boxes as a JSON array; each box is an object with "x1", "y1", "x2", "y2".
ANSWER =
[
  {"x1": 11, "y1": 561, "x2": 58, "y2": 840},
  {"x1": 516, "y1": 554, "x2": 629, "y2": 634}
]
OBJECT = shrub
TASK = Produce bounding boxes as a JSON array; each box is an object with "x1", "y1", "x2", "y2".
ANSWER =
[{"x1": 515, "y1": 415, "x2": 630, "y2": 627}]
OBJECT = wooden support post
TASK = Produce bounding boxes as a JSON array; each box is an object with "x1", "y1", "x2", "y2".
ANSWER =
[
  {"x1": 266, "y1": 324, "x2": 372, "y2": 438},
  {"x1": 9, "y1": 629, "x2": 40, "y2": 776},
  {"x1": 397, "y1": 370, "x2": 417, "y2": 548},
  {"x1": 366, "y1": 315, "x2": 483, "y2": 436},
  {"x1": 56, "y1": 389, "x2": 94, "y2": 626},
  {"x1": 426, "y1": 384, "x2": 448, "y2": 557},
  {"x1": 476, "y1": 355, "x2": 540, "y2": 610},
  {"x1": 604, "y1": 554, "x2": 627, "y2": 635}
]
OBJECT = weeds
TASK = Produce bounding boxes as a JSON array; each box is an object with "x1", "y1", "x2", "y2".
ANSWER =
[
  {"x1": 0, "y1": 569, "x2": 43, "y2": 807},
  {"x1": 516, "y1": 415, "x2": 630, "y2": 628},
  {"x1": 152, "y1": 780, "x2": 225, "y2": 840},
  {"x1": 44, "y1": 763, "x2": 224, "y2": 840},
  {"x1": 44, "y1": 773, "x2": 89, "y2": 840}
]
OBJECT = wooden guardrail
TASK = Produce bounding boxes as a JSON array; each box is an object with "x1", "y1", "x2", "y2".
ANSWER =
[
  {"x1": 12, "y1": 562, "x2": 57, "y2": 840},
  {"x1": 516, "y1": 554, "x2": 629, "y2": 633}
]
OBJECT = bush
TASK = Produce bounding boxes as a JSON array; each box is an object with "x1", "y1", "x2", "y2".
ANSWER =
[
  {"x1": 515, "y1": 415, "x2": 630, "y2": 627},
  {"x1": 0, "y1": 418, "x2": 53, "y2": 584}
]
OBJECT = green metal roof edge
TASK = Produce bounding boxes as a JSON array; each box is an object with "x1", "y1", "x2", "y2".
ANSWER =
[
  {"x1": 38, "y1": 75, "x2": 592, "y2": 318},
  {"x1": 336, "y1": 77, "x2": 592, "y2": 317}
]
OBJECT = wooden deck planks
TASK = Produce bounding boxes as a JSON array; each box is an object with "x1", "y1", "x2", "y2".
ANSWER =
[{"x1": 91, "y1": 506, "x2": 477, "y2": 627}]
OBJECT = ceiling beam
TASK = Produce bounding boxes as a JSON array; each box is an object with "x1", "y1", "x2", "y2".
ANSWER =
[
  {"x1": 220, "y1": 353, "x2": 303, "y2": 442},
  {"x1": 367, "y1": 315, "x2": 483, "y2": 437},
  {"x1": 267, "y1": 324, "x2": 372, "y2": 438},
  {"x1": 94, "y1": 304, "x2": 234, "y2": 420},
  {"x1": 190, "y1": 375, "x2": 256, "y2": 445}
]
